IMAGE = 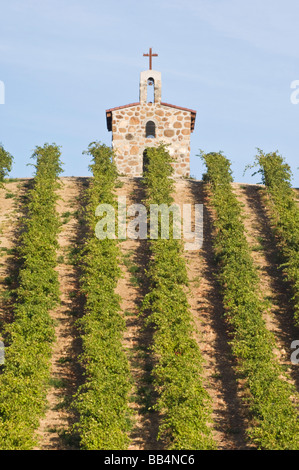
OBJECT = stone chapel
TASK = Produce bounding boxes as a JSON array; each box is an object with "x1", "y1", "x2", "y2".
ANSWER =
[{"x1": 105, "y1": 48, "x2": 196, "y2": 177}]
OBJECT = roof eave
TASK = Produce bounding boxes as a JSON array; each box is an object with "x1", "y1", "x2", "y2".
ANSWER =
[{"x1": 106, "y1": 102, "x2": 197, "y2": 132}]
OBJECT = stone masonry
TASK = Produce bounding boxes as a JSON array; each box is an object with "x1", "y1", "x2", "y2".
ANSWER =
[{"x1": 106, "y1": 69, "x2": 196, "y2": 177}]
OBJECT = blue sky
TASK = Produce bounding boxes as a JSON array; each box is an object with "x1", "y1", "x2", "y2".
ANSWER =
[{"x1": 0, "y1": 0, "x2": 299, "y2": 186}]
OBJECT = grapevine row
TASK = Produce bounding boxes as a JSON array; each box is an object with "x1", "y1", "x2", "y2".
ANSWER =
[
  {"x1": 0, "y1": 143, "x2": 62, "y2": 449},
  {"x1": 201, "y1": 150, "x2": 299, "y2": 450},
  {"x1": 72, "y1": 142, "x2": 132, "y2": 450},
  {"x1": 142, "y1": 144, "x2": 215, "y2": 450},
  {"x1": 251, "y1": 150, "x2": 299, "y2": 326},
  {"x1": 0, "y1": 144, "x2": 13, "y2": 187}
]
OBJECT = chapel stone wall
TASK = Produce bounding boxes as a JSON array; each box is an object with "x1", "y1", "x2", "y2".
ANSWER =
[{"x1": 111, "y1": 103, "x2": 191, "y2": 177}]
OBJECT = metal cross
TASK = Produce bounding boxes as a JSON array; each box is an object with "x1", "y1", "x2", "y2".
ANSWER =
[{"x1": 143, "y1": 48, "x2": 158, "y2": 70}]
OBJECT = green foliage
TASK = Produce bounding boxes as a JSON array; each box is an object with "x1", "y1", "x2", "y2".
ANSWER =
[
  {"x1": 252, "y1": 150, "x2": 299, "y2": 326},
  {"x1": 72, "y1": 142, "x2": 132, "y2": 450},
  {"x1": 0, "y1": 143, "x2": 62, "y2": 449},
  {"x1": 142, "y1": 144, "x2": 215, "y2": 450},
  {"x1": 201, "y1": 150, "x2": 299, "y2": 450},
  {"x1": 0, "y1": 145, "x2": 13, "y2": 186},
  {"x1": 143, "y1": 144, "x2": 175, "y2": 206}
]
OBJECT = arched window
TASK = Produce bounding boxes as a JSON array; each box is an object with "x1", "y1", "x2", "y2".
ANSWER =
[
  {"x1": 146, "y1": 121, "x2": 156, "y2": 138},
  {"x1": 147, "y1": 77, "x2": 155, "y2": 103}
]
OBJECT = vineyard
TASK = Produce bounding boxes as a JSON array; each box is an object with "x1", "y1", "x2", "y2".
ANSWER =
[{"x1": 0, "y1": 143, "x2": 299, "y2": 450}]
